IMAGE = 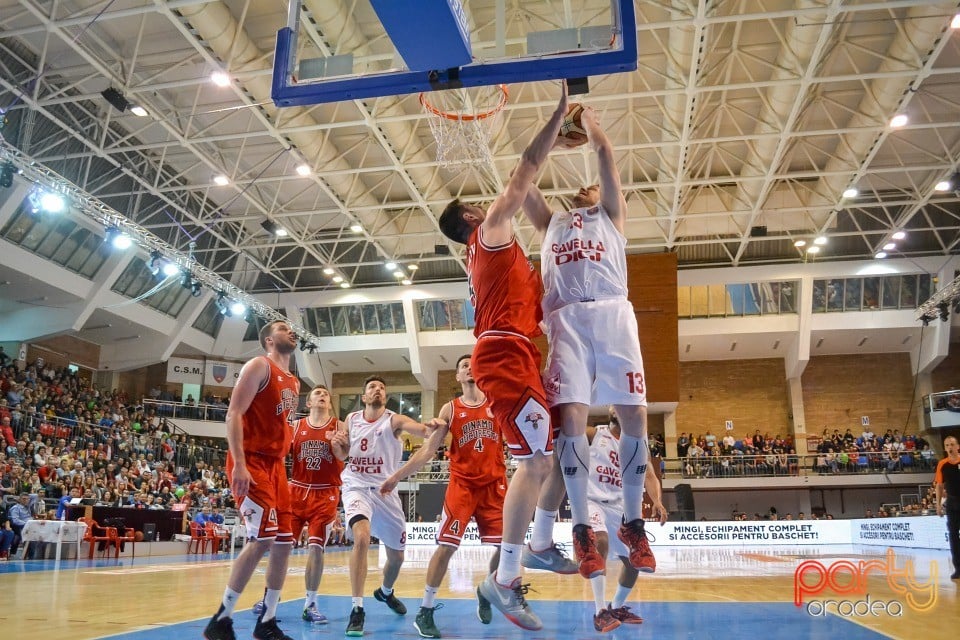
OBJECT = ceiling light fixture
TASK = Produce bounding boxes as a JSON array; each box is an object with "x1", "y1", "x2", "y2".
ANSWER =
[
  {"x1": 385, "y1": 262, "x2": 397, "y2": 271},
  {"x1": 842, "y1": 187, "x2": 858, "y2": 198},
  {"x1": 339, "y1": 282, "x2": 351, "y2": 289},
  {"x1": 350, "y1": 224, "x2": 363, "y2": 233},
  {"x1": 332, "y1": 275, "x2": 344, "y2": 283},
  {"x1": 806, "y1": 245, "x2": 821, "y2": 254},
  {"x1": 211, "y1": 71, "x2": 231, "y2": 87},
  {"x1": 889, "y1": 114, "x2": 908, "y2": 128},
  {"x1": 129, "y1": 105, "x2": 148, "y2": 117},
  {"x1": 408, "y1": 264, "x2": 419, "y2": 271},
  {"x1": 891, "y1": 231, "x2": 906, "y2": 240},
  {"x1": 793, "y1": 240, "x2": 806, "y2": 248},
  {"x1": 813, "y1": 236, "x2": 828, "y2": 245},
  {"x1": 935, "y1": 180, "x2": 951, "y2": 192},
  {"x1": 401, "y1": 278, "x2": 412, "y2": 285},
  {"x1": 323, "y1": 267, "x2": 335, "y2": 275},
  {"x1": 952, "y1": 13, "x2": 960, "y2": 29},
  {"x1": 874, "y1": 251, "x2": 887, "y2": 259},
  {"x1": 295, "y1": 164, "x2": 311, "y2": 176},
  {"x1": 882, "y1": 242, "x2": 895, "y2": 251},
  {"x1": 104, "y1": 226, "x2": 132, "y2": 249},
  {"x1": 213, "y1": 175, "x2": 229, "y2": 186}
]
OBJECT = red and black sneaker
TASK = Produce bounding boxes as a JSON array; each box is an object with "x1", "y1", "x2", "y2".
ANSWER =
[
  {"x1": 593, "y1": 607, "x2": 621, "y2": 632},
  {"x1": 618, "y1": 518, "x2": 656, "y2": 573},
  {"x1": 608, "y1": 605, "x2": 644, "y2": 624},
  {"x1": 572, "y1": 523, "x2": 605, "y2": 579}
]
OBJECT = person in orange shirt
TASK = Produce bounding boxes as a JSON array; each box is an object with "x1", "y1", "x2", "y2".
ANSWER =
[{"x1": 934, "y1": 435, "x2": 960, "y2": 580}]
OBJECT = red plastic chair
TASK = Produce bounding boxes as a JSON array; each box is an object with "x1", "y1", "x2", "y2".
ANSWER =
[
  {"x1": 79, "y1": 517, "x2": 116, "y2": 559},
  {"x1": 188, "y1": 521, "x2": 209, "y2": 554},
  {"x1": 110, "y1": 525, "x2": 137, "y2": 559},
  {"x1": 205, "y1": 522, "x2": 229, "y2": 553}
]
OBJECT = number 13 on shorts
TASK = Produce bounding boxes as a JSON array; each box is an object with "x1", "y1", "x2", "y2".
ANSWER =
[{"x1": 625, "y1": 371, "x2": 645, "y2": 395}]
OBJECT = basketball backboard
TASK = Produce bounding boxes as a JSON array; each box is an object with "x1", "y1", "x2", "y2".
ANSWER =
[{"x1": 272, "y1": 0, "x2": 637, "y2": 107}]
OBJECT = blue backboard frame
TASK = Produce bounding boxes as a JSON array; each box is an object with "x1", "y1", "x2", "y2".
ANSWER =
[{"x1": 272, "y1": 0, "x2": 637, "y2": 108}]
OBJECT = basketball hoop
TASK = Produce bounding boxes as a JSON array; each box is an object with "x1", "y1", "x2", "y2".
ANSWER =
[{"x1": 419, "y1": 85, "x2": 508, "y2": 168}]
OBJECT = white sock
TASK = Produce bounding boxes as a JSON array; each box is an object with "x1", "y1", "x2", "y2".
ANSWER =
[
  {"x1": 612, "y1": 583, "x2": 633, "y2": 609},
  {"x1": 529, "y1": 508, "x2": 558, "y2": 552},
  {"x1": 590, "y1": 574, "x2": 607, "y2": 613},
  {"x1": 263, "y1": 588, "x2": 281, "y2": 621},
  {"x1": 497, "y1": 542, "x2": 523, "y2": 585},
  {"x1": 352, "y1": 597, "x2": 363, "y2": 609},
  {"x1": 619, "y1": 434, "x2": 649, "y2": 522},
  {"x1": 380, "y1": 584, "x2": 393, "y2": 596},
  {"x1": 422, "y1": 585, "x2": 439, "y2": 609},
  {"x1": 305, "y1": 590, "x2": 317, "y2": 608},
  {"x1": 218, "y1": 587, "x2": 241, "y2": 619},
  {"x1": 558, "y1": 433, "x2": 591, "y2": 525}
]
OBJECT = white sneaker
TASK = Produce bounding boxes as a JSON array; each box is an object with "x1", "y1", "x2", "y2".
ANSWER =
[
  {"x1": 477, "y1": 573, "x2": 542, "y2": 631},
  {"x1": 520, "y1": 543, "x2": 578, "y2": 574}
]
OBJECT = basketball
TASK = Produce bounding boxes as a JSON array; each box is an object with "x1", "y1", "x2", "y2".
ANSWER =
[
  {"x1": 558, "y1": 103, "x2": 589, "y2": 147},
  {"x1": 134, "y1": 531, "x2": 144, "y2": 542}
]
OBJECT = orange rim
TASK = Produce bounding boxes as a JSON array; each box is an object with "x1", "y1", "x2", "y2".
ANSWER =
[{"x1": 419, "y1": 84, "x2": 509, "y2": 122}]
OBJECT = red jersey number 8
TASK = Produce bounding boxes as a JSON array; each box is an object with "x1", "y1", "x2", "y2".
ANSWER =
[{"x1": 359, "y1": 438, "x2": 368, "y2": 452}]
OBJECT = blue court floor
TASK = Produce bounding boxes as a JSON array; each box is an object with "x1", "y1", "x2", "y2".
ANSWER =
[{"x1": 90, "y1": 594, "x2": 888, "y2": 640}]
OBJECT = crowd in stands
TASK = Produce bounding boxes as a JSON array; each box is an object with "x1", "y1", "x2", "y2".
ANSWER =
[
  {"x1": 676, "y1": 427, "x2": 935, "y2": 478},
  {"x1": 0, "y1": 358, "x2": 232, "y2": 559}
]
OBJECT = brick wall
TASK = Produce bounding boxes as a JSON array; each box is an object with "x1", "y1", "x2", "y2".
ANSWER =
[
  {"x1": 676, "y1": 358, "x2": 791, "y2": 441},
  {"x1": 801, "y1": 353, "x2": 914, "y2": 437}
]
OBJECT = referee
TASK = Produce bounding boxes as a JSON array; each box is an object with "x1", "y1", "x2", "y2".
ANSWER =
[{"x1": 935, "y1": 435, "x2": 960, "y2": 580}]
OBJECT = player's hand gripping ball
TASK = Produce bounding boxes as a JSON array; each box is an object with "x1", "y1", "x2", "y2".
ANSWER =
[{"x1": 557, "y1": 103, "x2": 589, "y2": 148}]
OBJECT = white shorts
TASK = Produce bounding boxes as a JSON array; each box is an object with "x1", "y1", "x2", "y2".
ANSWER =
[
  {"x1": 342, "y1": 488, "x2": 407, "y2": 551},
  {"x1": 588, "y1": 498, "x2": 629, "y2": 559},
  {"x1": 542, "y1": 298, "x2": 648, "y2": 407}
]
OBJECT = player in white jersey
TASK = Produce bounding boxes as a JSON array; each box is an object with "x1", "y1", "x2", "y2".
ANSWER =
[
  {"x1": 521, "y1": 105, "x2": 654, "y2": 581},
  {"x1": 343, "y1": 375, "x2": 432, "y2": 637},
  {"x1": 587, "y1": 414, "x2": 666, "y2": 632}
]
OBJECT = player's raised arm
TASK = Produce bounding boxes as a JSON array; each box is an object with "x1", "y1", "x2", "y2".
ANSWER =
[
  {"x1": 380, "y1": 406, "x2": 452, "y2": 496},
  {"x1": 482, "y1": 82, "x2": 569, "y2": 244},
  {"x1": 581, "y1": 106, "x2": 626, "y2": 231},
  {"x1": 522, "y1": 184, "x2": 553, "y2": 233},
  {"x1": 329, "y1": 420, "x2": 349, "y2": 461}
]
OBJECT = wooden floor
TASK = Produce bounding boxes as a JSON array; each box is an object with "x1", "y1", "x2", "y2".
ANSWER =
[{"x1": 0, "y1": 543, "x2": 955, "y2": 639}]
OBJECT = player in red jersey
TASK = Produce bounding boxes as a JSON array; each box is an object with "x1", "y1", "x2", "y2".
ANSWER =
[
  {"x1": 252, "y1": 384, "x2": 348, "y2": 624},
  {"x1": 437, "y1": 82, "x2": 570, "y2": 632},
  {"x1": 380, "y1": 353, "x2": 508, "y2": 638},
  {"x1": 204, "y1": 320, "x2": 301, "y2": 640}
]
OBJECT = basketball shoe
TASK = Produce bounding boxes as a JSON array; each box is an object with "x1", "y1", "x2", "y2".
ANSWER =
[
  {"x1": 520, "y1": 542, "x2": 578, "y2": 574},
  {"x1": 253, "y1": 615, "x2": 293, "y2": 640},
  {"x1": 618, "y1": 518, "x2": 656, "y2": 572},
  {"x1": 572, "y1": 524, "x2": 605, "y2": 578},
  {"x1": 374, "y1": 587, "x2": 407, "y2": 615},
  {"x1": 608, "y1": 605, "x2": 644, "y2": 624},
  {"x1": 301, "y1": 603, "x2": 327, "y2": 624},
  {"x1": 203, "y1": 607, "x2": 235, "y2": 640},
  {"x1": 475, "y1": 585, "x2": 492, "y2": 624},
  {"x1": 593, "y1": 607, "x2": 621, "y2": 632},
  {"x1": 345, "y1": 606, "x2": 365, "y2": 637},
  {"x1": 414, "y1": 604, "x2": 442, "y2": 638},
  {"x1": 477, "y1": 572, "x2": 542, "y2": 631}
]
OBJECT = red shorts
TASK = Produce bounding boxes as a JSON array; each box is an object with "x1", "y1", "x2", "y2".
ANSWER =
[
  {"x1": 290, "y1": 484, "x2": 341, "y2": 547},
  {"x1": 438, "y1": 476, "x2": 507, "y2": 547},
  {"x1": 474, "y1": 333, "x2": 553, "y2": 458},
  {"x1": 228, "y1": 452, "x2": 292, "y2": 542}
]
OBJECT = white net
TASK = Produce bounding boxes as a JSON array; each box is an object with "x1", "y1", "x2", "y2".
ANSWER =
[{"x1": 420, "y1": 85, "x2": 507, "y2": 168}]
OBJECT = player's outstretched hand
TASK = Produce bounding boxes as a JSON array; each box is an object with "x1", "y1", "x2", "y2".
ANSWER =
[
  {"x1": 328, "y1": 427, "x2": 348, "y2": 449},
  {"x1": 379, "y1": 475, "x2": 399, "y2": 496},
  {"x1": 425, "y1": 417, "x2": 448, "y2": 432}
]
